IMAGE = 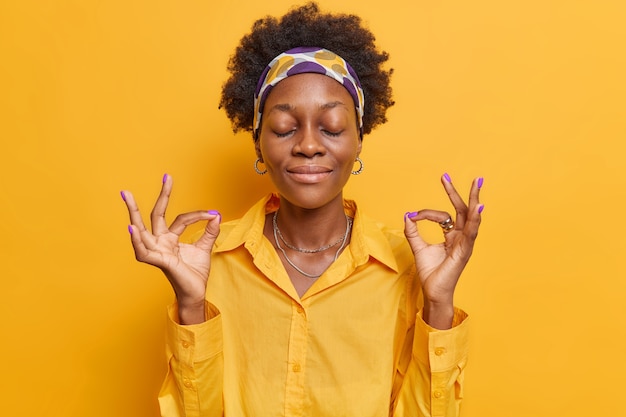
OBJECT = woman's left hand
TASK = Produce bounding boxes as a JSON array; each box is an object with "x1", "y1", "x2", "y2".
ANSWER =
[{"x1": 404, "y1": 174, "x2": 484, "y2": 329}]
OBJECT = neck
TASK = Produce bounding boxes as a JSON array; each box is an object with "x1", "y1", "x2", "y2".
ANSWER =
[{"x1": 275, "y1": 194, "x2": 349, "y2": 249}]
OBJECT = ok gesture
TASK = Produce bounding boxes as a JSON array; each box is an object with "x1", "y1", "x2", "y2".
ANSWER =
[
  {"x1": 121, "y1": 174, "x2": 221, "y2": 324},
  {"x1": 404, "y1": 174, "x2": 484, "y2": 329}
]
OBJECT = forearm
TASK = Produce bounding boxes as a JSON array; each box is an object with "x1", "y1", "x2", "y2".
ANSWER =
[
  {"x1": 392, "y1": 307, "x2": 469, "y2": 416},
  {"x1": 161, "y1": 303, "x2": 224, "y2": 417}
]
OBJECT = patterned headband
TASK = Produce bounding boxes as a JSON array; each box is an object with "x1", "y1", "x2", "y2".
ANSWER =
[{"x1": 253, "y1": 46, "x2": 365, "y2": 138}]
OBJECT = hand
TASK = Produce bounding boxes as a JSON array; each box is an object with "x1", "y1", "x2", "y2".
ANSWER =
[
  {"x1": 404, "y1": 174, "x2": 483, "y2": 328},
  {"x1": 121, "y1": 174, "x2": 221, "y2": 323}
]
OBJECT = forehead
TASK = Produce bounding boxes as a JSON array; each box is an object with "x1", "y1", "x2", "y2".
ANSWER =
[{"x1": 264, "y1": 73, "x2": 353, "y2": 105}]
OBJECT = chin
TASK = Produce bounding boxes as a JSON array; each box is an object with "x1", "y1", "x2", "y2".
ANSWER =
[{"x1": 277, "y1": 186, "x2": 344, "y2": 211}]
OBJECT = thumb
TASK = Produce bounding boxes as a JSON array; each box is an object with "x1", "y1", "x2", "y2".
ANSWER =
[
  {"x1": 196, "y1": 210, "x2": 221, "y2": 251},
  {"x1": 404, "y1": 212, "x2": 427, "y2": 254}
]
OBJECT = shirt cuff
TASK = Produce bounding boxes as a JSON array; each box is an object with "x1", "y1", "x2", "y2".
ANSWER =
[
  {"x1": 413, "y1": 307, "x2": 469, "y2": 372},
  {"x1": 166, "y1": 301, "x2": 223, "y2": 363}
]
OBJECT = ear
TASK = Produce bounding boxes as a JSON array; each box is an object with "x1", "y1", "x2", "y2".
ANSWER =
[{"x1": 356, "y1": 137, "x2": 363, "y2": 157}]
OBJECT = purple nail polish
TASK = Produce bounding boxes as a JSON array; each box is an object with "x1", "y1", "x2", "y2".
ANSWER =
[
  {"x1": 162, "y1": 173, "x2": 168, "y2": 183},
  {"x1": 128, "y1": 225, "x2": 133, "y2": 235},
  {"x1": 443, "y1": 173, "x2": 451, "y2": 183},
  {"x1": 406, "y1": 211, "x2": 418, "y2": 219},
  {"x1": 120, "y1": 191, "x2": 126, "y2": 201},
  {"x1": 477, "y1": 177, "x2": 484, "y2": 189},
  {"x1": 208, "y1": 210, "x2": 221, "y2": 222},
  {"x1": 478, "y1": 204, "x2": 485, "y2": 214}
]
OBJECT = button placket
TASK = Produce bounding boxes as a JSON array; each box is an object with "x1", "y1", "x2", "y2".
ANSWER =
[{"x1": 284, "y1": 302, "x2": 308, "y2": 415}]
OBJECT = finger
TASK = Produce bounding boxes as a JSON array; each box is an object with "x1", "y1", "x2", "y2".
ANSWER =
[
  {"x1": 441, "y1": 173, "x2": 469, "y2": 229},
  {"x1": 458, "y1": 177, "x2": 484, "y2": 240},
  {"x1": 462, "y1": 200, "x2": 484, "y2": 243},
  {"x1": 127, "y1": 224, "x2": 169, "y2": 267},
  {"x1": 445, "y1": 210, "x2": 482, "y2": 268},
  {"x1": 127, "y1": 224, "x2": 151, "y2": 262},
  {"x1": 467, "y1": 177, "x2": 483, "y2": 212},
  {"x1": 195, "y1": 210, "x2": 222, "y2": 251},
  {"x1": 404, "y1": 212, "x2": 428, "y2": 253},
  {"x1": 168, "y1": 210, "x2": 217, "y2": 236},
  {"x1": 121, "y1": 190, "x2": 162, "y2": 253},
  {"x1": 121, "y1": 190, "x2": 149, "y2": 233},
  {"x1": 408, "y1": 209, "x2": 457, "y2": 240},
  {"x1": 446, "y1": 195, "x2": 484, "y2": 268},
  {"x1": 409, "y1": 209, "x2": 453, "y2": 225},
  {"x1": 151, "y1": 174, "x2": 173, "y2": 235}
]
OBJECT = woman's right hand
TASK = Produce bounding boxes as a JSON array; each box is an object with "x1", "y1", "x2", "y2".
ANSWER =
[{"x1": 121, "y1": 174, "x2": 221, "y2": 324}]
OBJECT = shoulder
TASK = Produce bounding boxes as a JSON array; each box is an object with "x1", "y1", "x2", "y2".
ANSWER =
[
  {"x1": 350, "y1": 202, "x2": 413, "y2": 273},
  {"x1": 213, "y1": 194, "x2": 275, "y2": 252}
]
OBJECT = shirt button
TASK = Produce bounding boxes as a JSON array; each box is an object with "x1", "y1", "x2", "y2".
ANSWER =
[
  {"x1": 182, "y1": 341, "x2": 191, "y2": 348},
  {"x1": 434, "y1": 347, "x2": 446, "y2": 356},
  {"x1": 296, "y1": 306, "x2": 305, "y2": 314},
  {"x1": 183, "y1": 379, "x2": 193, "y2": 389},
  {"x1": 433, "y1": 390, "x2": 443, "y2": 399},
  {"x1": 292, "y1": 363, "x2": 301, "y2": 372}
]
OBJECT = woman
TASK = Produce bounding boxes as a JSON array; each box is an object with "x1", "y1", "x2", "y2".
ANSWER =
[{"x1": 122, "y1": 3, "x2": 483, "y2": 416}]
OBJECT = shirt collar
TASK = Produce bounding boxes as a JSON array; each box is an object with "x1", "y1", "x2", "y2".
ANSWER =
[{"x1": 214, "y1": 193, "x2": 399, "y2": 273}]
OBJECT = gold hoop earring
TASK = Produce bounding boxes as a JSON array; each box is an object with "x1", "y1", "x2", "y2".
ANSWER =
[
  {"x1": 351, "y1": 157, "x2": 364, "y2": 175},
  {"x1": 254, "y1": 158, "x2": 267, "y2": 175}
]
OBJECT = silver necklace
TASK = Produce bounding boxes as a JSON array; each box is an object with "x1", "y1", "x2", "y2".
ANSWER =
[
  {"x1": 272, "y1": 210, "x2": 352, "y2": 279},
  {"x1": 273, "y1": 211, "x2": 346, "y2": 253}
]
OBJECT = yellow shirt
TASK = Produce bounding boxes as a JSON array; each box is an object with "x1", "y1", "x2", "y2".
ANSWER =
[{"x1": 159, "y1": 194, "x2": 469, "y2": 417}]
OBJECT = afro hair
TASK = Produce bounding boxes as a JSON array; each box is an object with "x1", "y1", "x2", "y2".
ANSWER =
[{"x1": 219, "y1": 2, "x2": 394, "y2": 140}]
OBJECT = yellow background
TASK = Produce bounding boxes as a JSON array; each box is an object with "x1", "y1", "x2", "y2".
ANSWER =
[{"x1": 1, "y1": 0, "x2": 625, "y2": 416}]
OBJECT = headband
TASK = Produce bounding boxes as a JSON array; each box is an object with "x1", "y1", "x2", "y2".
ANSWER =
[{"x1": 253, "y1": 46, "x2": 365, "y2": 138}]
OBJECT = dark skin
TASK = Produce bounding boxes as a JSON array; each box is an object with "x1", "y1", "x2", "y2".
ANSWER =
[
  {"x1": 256, "y1": 74, "x2": 361, "y2": 297},
  {"x1": 122, "y1": 73, "x2": 483, "y2": 329}
]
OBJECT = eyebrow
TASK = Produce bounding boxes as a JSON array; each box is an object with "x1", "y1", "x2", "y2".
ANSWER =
[
  {"x1": 268, "y1": 101, "x2": 348, "y2": 114},
  {"x1": 320, "y1": 101, "x2": 348, "y2": 110},
  {"x1": 268, "y1": 103, "x2": 294, "y2": 114}
]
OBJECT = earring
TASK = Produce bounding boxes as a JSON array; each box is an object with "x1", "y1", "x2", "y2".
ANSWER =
[
  {"x1": 351, "y1": 157, "x2": 364, "y2": 175},
  {"x1": 254, "y1": 158, "x2": 267, "y2": 175}
]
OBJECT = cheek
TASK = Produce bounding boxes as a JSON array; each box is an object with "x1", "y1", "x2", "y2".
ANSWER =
[
  {"x1": 333, "y1": 138, "x2": 361, "y2": 160},
  {"x1": 258, "y1": 138, "x2": 284, "y2": 168}
]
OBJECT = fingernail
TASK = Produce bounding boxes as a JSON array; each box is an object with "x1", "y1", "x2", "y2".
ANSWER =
[
  {"x1": 120, "y1": 191, "x2": 126, "y2": 201},
  {"x1": 443, "y1": 173, "x2": 451, "y2": 183},
  {"x1": 405, "y1": 211, "x2": 418, "y2": 219},
  {"x1": 208, "y1": 210, "x2": 221, "y2": 222},
  {"x1": 128, "y1": 225, "x2": 133, "y2": 235},
  {"x1": 162, "y1": 173, "x2": 168, "y2": 183},
  {"x1": 477, "y1": 177, "x2": 484, "y2": 189},
  {"x1": 478, "y1": 204, "x2": 485, "y2": 214}
]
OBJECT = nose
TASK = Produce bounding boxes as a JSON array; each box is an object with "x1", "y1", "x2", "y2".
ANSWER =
[{"x1": 293, "y1": 127, "x2": 326, "y2": 158}]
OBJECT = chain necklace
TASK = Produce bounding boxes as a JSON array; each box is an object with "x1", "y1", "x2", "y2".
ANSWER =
[
  {"x1": 273, "y1": 211, "x2": 346, "y2": 253},
  {"x1": 272, "y1": 210, "x2": 352, "y2": 279}
]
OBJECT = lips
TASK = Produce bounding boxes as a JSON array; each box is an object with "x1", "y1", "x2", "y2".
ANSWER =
[
  {"x1": 288, "y1": 165, "x2": 332, "y2": 174},
  {"x1": 287, "y1": 165, "x2": 332, "y2": 183}
]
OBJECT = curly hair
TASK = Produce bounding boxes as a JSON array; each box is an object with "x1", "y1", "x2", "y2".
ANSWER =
[{"x1": 219, "y1": 2, "x2": 394, "y2": 140}]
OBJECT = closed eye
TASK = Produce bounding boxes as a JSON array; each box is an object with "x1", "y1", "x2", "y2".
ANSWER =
[
  {"x1": 274, "y1": 130, "x2": 295, "y2": 138},
  {"x1": 322, "y1": 130, "x2": 343, "y2": 137}
]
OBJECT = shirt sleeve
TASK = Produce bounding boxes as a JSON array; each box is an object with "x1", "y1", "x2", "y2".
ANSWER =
[
  {"x1": 392, "y1": 308, "x2": 469, "y2": 417},
  {"x1": 158, "y1": 302, "x2": 224, "y2": 417}
]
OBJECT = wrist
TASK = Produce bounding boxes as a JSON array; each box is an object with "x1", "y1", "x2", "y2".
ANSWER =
[
  {"x1": 423, "y1": 300, "x2": 454, "y2": 330},
  {"x1": 177, "y1": 298, "x2": 206, "y2": 325}
]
